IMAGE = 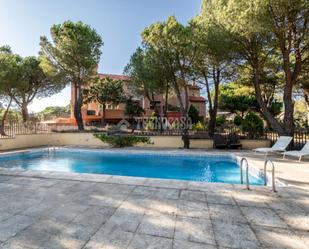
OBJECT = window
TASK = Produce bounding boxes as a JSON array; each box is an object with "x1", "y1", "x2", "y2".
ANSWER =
[
  {"x1": 106, "y1": 104, "x2": 118, "y2": 110},
  {"x1": 87, "y1": 110, "x2": 96, "y2": 116}
]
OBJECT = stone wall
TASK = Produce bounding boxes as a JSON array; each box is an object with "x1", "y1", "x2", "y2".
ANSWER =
[{"x1": 0, "y1": 133, "x2": 271, "y2": 151}]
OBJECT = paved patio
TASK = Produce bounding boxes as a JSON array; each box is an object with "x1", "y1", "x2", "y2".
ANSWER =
[
  {"x1": 0, "y1": 168, "x2": 308, "y2": 249},
  {"x1": 235, "y1": 151, "x2": 309, "y2": 189}
]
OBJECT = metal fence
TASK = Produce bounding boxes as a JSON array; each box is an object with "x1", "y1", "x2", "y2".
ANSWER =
[
  {"x1": 216, "y1": 127, "x2": 308, "y2": 150},
  {"x1": 0, "y1": 123, "x2": 105, "y2": 138},
  {"x1": 0, "y1": 122, "x2": 308, "y2": 150},
  {"x1": 0, "y1": 122, "x2": 53, "y2": 139}
]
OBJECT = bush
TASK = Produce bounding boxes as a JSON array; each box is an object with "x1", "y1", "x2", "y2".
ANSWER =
[
  {"x1": 241, "y1": 112, "x2": 264, "y2": 138},
  {"x1": 216, "y1": 116, "x2": 226, "y2": 127},
  {"x1": 167, "y1": 104, "x2": 180, "y2": 112},
  {"x1": 94, "y1": 134, "x2": 151, "y2": 148},
  {"x1": 188, "y1": 105, "x2": 200, "y2": 124},
  {"x1": 234, "y1": 115, "x2": 243, "y2": 126},
  {"x1": 192, "y1": 121, "x2": 206, "y2": 131}
]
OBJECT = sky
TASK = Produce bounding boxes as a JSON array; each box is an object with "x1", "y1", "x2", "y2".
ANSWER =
[{"x1": 0, "y1": 0, "x2": 201, "y2": 113}]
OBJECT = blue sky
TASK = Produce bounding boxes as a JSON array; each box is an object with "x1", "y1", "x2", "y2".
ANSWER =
[{"x1": 0, "y1": 0, "x2": 201, "y2": 112}]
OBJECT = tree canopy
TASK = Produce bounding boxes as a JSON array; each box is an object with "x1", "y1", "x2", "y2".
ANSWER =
[
  {"x1": 141, "y1": 16, "x2": 198, "y2": 148},
  {"x1": 40, "y1": 21, "x2": 103, "y2": 130},
  {"x1": 124, "y1": 47, "x2": 166, "y2": 103},
  {"x1": 83, "y1": 77, "x2": 125, "y2": 125},
  {"x1": 200, "y1": 0, "x2": 309, "y2": 135},
  {"x1": 11, "y1": 56, "x2": 65, "y2": 122},
  {"x1": 0, "y1": 45, "x2": 65, "y2": 131},
  {"x1": 38, "y1": 105, "x2": 70, "y2": 121}
]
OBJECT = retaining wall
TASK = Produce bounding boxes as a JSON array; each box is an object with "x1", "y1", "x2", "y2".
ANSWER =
[{"x1": 0, "y1": 133, "x2": 271, "y2": 151}]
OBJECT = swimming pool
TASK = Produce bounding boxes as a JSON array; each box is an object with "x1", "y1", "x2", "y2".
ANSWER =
[{"x1": 0, "y1": 149, "x2": 264, "y2": 185}]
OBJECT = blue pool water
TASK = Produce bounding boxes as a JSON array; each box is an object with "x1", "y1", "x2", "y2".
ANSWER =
[{"x1": 0, "y1": 149, "x2": 264, "y2": 185}]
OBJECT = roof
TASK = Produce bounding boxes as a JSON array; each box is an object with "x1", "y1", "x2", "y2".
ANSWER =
[
  {"x1": 189, "y1": 96, "x2": 206, "y2": 102},
  {"x1": 99, "y1": 73, "x2": 130, "y2": 81},
  {"x1": 188, "y1": 84, "x2": 201, "y2": 90}
]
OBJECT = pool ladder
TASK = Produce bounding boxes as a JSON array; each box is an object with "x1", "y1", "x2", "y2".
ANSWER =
[
  {"x1": 264, "y1": 159, "x2": 277, "y2": 192},
  {"x1": 240, "y1": 158, "x2": 250, "y2": 190},
  {"x1": 240, "y1": 157, "x2": 277, "y2": 192},
  {"x1": 47, "y1": 143, "x2": 56, "y2": 154}
]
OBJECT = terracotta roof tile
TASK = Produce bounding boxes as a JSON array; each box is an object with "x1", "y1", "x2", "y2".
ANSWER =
[
  {"x1": 99, "y1": 73, "x2": 130, "y2": 81},
  {"x1": 189, "y1": 96, "x2": 206, "y2": 102}
]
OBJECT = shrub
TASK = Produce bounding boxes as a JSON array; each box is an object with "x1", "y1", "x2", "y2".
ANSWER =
[
  {"x1": 188, "y1": 105, "x2": 200, "y2": 124},
  {"x1": 241, "y1": 112, "x2": 264, "y2": 138},
  {"x1": 216, "y1": 116, "x2": 226, "y2": 127},
  {"x1": 94, "y1": 134, "x2": 151, "y2": 148},
  {"x1": 167, "y1": 104, "x2": 180, "y2": 112},
  {"x1": 234, "y1": 115, "x2": 243, "y2": 126},
  {"x1": 192, "y1": 121, "x2": 206, "y2": 131}
]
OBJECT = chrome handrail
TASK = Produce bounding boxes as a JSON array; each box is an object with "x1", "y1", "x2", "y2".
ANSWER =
[
  {"x1": 240, "y1": 158, "x2": 250, "y2": 190},
  {"x1": 264, "y1": 159, "x2": 277, "y2": 192},
  {"x1": 47, "y1": 143, "x2": 56, "y2": 154}
]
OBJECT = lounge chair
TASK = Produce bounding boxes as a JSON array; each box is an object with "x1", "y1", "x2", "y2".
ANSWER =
[
  {"x1": 213, "y1": 133, "x2": 228, "y2": 149},
  {"x1": 283, "y1": 141, "x2": 309, "y2": 162},
  {"x1": 254, "y1": 136, "x2": 293, "y2": 157}
]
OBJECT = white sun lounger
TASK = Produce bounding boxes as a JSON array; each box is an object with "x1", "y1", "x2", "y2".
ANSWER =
[
  {"x1": 283, "y1": 141, "x2": 309, "y2": 162},
  {"x1": 253, "y1": 136, "x2": 293, "y2": 157}
]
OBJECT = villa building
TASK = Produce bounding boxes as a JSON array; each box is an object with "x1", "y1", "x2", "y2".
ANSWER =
[{"x1": 67, "y1": 73, "x2": 206, "y2": 124}]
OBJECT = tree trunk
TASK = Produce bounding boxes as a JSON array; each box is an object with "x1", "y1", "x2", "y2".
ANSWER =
[
  {"x1": 182, "y1": 84, "x2": 190, "y2": 149},
  {"x1": 282, "y1": 84, "x2": 294, "y2": 136},
  {"x1": 164, "y1": 83, "x2": 169, "y2": 117},
  {"x1": 171, "y1": 76, "x2": 190, "y2": 149},
  {"x1": 0, "y1": 97, "x2": 12, "y2": 136},
  {"x1": 208, "y1": 67, "x2": 220, "y2": 138},
  {"x1": 21, "y1": 103, "x2": 29, "y2": 123},
  {"x1": 101, "y1": 104, "x2": 106, "y2": 126},
  {"x1": 182, "y1": 125, "x2": 190, "y2": 149},
  {"x1": 73, "y1": 83, "x2": 84, "y2": 131},
  {"x1": 208, "y1": 110, "x2": 216, "y2": 138},
  {"x1": 281, "y1": 50, "x2": 296, "y2": 136},
  {"x1": 303, "y1": 90, "x2": 309, "y2": 128},
  {"x1": 252, "y1": 68, "x2": 285, "y2": 134},
  {"x1": 304, "y1": 90, "x2": 309, "y2": 106}
]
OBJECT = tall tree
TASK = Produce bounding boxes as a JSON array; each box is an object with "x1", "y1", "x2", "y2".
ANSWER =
[
  {"x1": 40, "y1": 21, "x2": 103, "y2": 131},
  {"x1": 0, "y1": 46, "x2": 21, "y2": 135},
  {"x1": 201, "y1": 0, "x2": 286, "y2": 134},
  {"x1": 125, "y1": 97, "x2": 145, "y2": 132},
  {"x1": 11, "y1": 56, "x2": 64, "y2": 122},
  {"x1": 219, "y1": 83, "x2": 258, "y2": 117},
  {"x1": 142, "y1": 16, "x2": 197, "y2": 148},
  {"x1": 38, "y1": 105, "x2": 70, "y2": 121},
  {"x1": 83, "y1": 77, "x2": 125, "y2": 125},
  {"x1": 266, "y1": 0, "x2": 309, "y2": 135},
  {"x1": 124, "y1": 47, "x2": 167, "y2": 113},
  {"x1": 201, "y1": 0, "x2": 309, "y2": 135},
  {"x1": 191, "y1": 18, "x2": 235, "y2": 137}
]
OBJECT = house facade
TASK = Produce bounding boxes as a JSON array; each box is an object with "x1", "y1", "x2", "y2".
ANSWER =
[{"x1": 67, "y1": 73, "x2": 206, "y2": 125}]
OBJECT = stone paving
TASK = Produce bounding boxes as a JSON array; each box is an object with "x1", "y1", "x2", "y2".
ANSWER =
[
  {"x1": 234, "y1": 151, "x2": 309, "y2": 189},
  {"x1": 0, "y1": 169, "x2": 308, "y2": 249}
]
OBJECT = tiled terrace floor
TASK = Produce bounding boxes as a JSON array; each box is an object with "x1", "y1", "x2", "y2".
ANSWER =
[
  {"x1": 235, "y1": 151, "x2": 309, "y2": 188},
  {"x1": 0, "y1": 169, "x2": 308, "y2": 249}
]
